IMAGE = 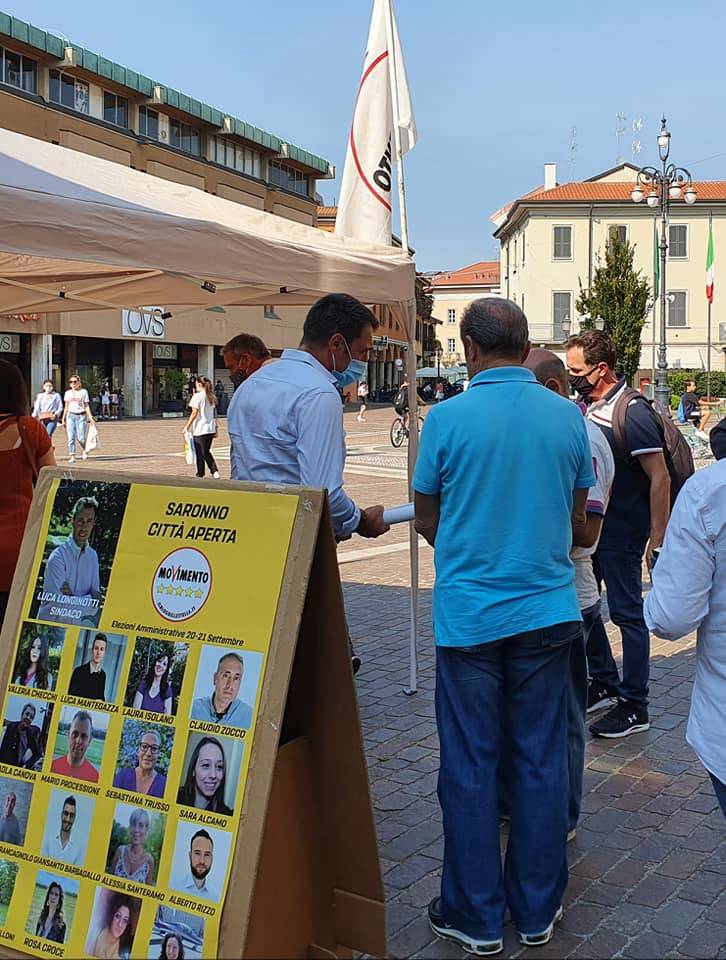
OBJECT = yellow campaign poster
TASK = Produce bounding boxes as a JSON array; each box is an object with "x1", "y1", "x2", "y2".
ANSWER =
[{"x1": 0, "y1": 477, "x2": 298, "y2": 959}]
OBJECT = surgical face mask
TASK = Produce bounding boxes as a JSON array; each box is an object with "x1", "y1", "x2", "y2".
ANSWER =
[
  {"x1": 230, "y1": 368, "x2": 246, "y2": 391},
  {"x1": 331, "y1": 337, "x2": 368, "y2": 389},
  {"x1": 568, "y1": 366, "x2": 599, "y2": 400}
]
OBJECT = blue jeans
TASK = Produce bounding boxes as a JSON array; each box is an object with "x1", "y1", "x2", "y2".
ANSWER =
[
  {"x1": 567, "y1": 610, "x2": 591, "y2": 832},
  {"x1": 436, "y1": 622, "x2": 578, "y2": 940},
  {"x1": 66, "y1": 412, "x2": 87, "y2": 455},
  {"x1": 500, "y1": 617, "x2": 587, "y2": 834},
  {"x1": 42, "y1": 419, "x2": 58, "y2": 437},
  {"x1": 709, "y1": 773, "x2": 726, "y2": 819},
  {"x1": 593, "y1": 546, "x2": 650, "y2": 707}
]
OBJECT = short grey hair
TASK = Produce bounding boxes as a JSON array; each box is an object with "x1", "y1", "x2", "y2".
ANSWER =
[
  {"x1": 460, "y1": 298, "x2": 529, "y2": 360},
  {"x1": 129, "y1": 808, "x2": 150, "y2": 830},
  {"x1": 216, "y1": 652, "x2": 244, "y2": 673}
]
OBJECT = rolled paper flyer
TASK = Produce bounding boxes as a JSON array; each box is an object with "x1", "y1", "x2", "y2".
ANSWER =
[{"x1": 383, "y1": 502, "x2": 415, "y2": 525}]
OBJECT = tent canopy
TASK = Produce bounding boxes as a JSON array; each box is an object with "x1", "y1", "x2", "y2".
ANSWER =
[{"x1": 0, "y1": 128, "x2": 415, "y2": 315}]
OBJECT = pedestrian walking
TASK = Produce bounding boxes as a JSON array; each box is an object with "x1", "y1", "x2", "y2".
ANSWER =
[
  {"x1": 434, "y1": 380, "x2": 444, "y2": 402},
  {"x1": 357, "y1": 381, "x2": 368, "y2": 422},
  {"x1": 415, "y1": 299, "x2": 594, "y2": 954},
  {"x1": 645, "y1": 460, "x2": 726, "y2": 819},
  {"x1": 31, "y1": 380, "x2": 63, "y2": 437},
  {"x1": 109, "y1": 389, "x2": 119, "y2": 419},
  {"x1": 184, "y1": 377, "x2": 220, "y2": 479},
  {"x1": 566, "y1": 330, "x2": 670, "y2": 738},
  {"x1": 0, "y1": 361, "x2": 57, "y2": 629},
  {"x1": 61, "y1": 375, "x2": 95, "y2": 463},
  {"x1": 524, "y1": 349, "x2": 614, "y2": 840}
]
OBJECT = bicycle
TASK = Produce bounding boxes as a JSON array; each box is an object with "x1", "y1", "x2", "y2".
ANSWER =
[{"x1": 390, "y1": 413, "x2": 423, "y2": 448}]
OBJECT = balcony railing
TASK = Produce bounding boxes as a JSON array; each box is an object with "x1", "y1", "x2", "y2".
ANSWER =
[{"x1": 528, "y1": 323, "x2": 570, "y2": 343}]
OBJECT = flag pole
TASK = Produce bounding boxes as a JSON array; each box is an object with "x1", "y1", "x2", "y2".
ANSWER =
[
  {"x1": 385, "y1": 0, "x2": 419, "y2": 695},
  {"x1": 708, "y1": 210, "x2": 713, "y2": 399}
]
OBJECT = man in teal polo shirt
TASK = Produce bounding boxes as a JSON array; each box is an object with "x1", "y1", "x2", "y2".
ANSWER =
[{"x1": 414, "y1": 298, "x2": 594, "y2": 956}]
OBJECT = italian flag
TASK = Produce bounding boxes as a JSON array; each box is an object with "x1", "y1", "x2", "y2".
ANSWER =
[{"x1": 707, "y1": 221, "x2": 715, "y2": 303}]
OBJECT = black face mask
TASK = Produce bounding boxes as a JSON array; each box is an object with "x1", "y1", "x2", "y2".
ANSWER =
[
  {"x1": 568, "y1": 366, "x2": 598, "y2": 400},
  {"x1": 230, "y1": 368, "x2": 246, "y2": 390}
]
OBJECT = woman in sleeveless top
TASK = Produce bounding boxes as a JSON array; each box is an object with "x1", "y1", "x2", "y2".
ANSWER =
[
  {"x1": 109, "y1": 808, "x2": 155, "y2": 885},
  {"x1": 0, "y1": 361, "x2": 56, "y2": 629}
]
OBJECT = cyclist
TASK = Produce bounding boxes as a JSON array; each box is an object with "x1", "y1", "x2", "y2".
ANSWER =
[{"x1": 393, "y1": 379, "x2": 410, "y2": 429}]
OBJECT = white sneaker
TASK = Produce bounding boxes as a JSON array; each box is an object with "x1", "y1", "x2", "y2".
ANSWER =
[
  {"x1": 82, "y1": 451, "x2": 89, "y2": 460},
  {"x1": 519, "y1": 905, "x2": 564, "y2": 947},
  {"x1": 696, "y1": 429, "x2": 709, "y2": 442},
  {"x1": 68, "y1": 456, "x2": 75, "y2": 463},
  {"x1": 213, "y1": 471, "x2": 220, "y2": 479}
]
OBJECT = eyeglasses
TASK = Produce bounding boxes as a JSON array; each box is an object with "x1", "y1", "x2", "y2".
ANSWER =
[
  {"x1": 139, "y1": 743, "x2": 159, "y2": 754},
  {"x1": 113, "y1": 911, "x2": 130, "y2": 926}
]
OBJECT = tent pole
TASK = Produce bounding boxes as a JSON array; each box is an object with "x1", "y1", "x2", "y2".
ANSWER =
[{"x1": 385, "y1": 1, "x2": 418, "y2": 695}]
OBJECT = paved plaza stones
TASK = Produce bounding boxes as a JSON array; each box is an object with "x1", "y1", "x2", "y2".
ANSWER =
[{"x1": 52, "y1": 408, "x2": 723, "y2": 958}]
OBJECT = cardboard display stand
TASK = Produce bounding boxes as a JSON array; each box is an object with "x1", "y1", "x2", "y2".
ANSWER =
[{"x1": 0, "y1": 469, "x2": 386, "y2": 960}]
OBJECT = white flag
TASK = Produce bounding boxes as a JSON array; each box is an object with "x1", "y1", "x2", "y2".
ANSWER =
[{"x1": 335, "y1": 0, "x2": 417, "y2": 246}]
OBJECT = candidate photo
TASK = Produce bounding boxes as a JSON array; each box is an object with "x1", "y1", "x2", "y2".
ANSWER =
[
  {"x1": 51, "y1": 706, "x2": 109, "y2": 783},
  {"x1": 68, "y1": 630, "x2": 127, "y2": 703},
  {"x1": 26, "y1": 871, "x2": 79, "y2": 945},
  {"x1": 40, "y1": 789, "x2": 94, "y2": 867},
  {"x1": 112, "y1": 720, "x2": 173, "y2": 799},
  {"x1": 86, "y1": 887, "x2": 141, "y2": 960},
  {"x1": 29, "y1": 479, "x2": 130, "y2": 628},
  {"x1": 0, "y1": 860, "x2": 18, "y2": 927},
  {"x1": 124, "y1": 639, "x2": 188, "y2": 717},
  {"x1": 190, "y1": 647, "x2": 262, "y2": 730},
  {"x1": 149, "y1": 905, "x2": 205, "y2": 960},
  {"x1": 106, "y1": 802, "x2": 165, "y2": 886},
  {"x1": 176, "y1": 733, "x2": 244, "y2": 817},
  {"x1": 12, "y1": 622, "x2": 64, "y2": 692},
  {"x1": 168, "y1": 823, "x2": 232, "y2": 904},
  {"x1": 0, "y1": 696, "x2": 53, "y2": 771},
  {"x1": 0, "y1": 776, "x2": 32, "y2": 847}
]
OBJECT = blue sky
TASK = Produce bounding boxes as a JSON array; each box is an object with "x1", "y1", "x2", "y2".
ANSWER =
[{"x1": 13, "y1": 0, "x2": 726, "y2": 271}]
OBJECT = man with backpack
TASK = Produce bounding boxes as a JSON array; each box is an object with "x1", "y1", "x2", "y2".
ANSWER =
[{"x1": 565, "y1": 331, "x2": 673, "y2": 738}]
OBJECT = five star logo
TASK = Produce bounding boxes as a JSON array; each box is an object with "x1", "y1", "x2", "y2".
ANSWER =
[{"x1": 152, "y1": 547, "x2": 212, "y2": 622}]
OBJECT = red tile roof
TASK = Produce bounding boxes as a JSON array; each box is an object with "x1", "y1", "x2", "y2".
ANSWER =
[
  {"x1": 432, "y1": 261, "x2": 500, "y2": 287},
  {"x1": 317, "y1": 205, "x2": 338, "y2": 218},
  {"x1": 522, "y1": 181, "x2": 726, "y2": 203}
]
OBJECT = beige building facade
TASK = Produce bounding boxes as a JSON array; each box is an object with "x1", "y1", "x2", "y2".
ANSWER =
[
  {"x1": 431, "y1": 261, "x2": 501, "y2": 364},
  {"x1": 493, "y1": 162, "x2": 726, "y2": 381},
  {"x1": 0, "y1": 11, "x2": 333, "y2": 413}
]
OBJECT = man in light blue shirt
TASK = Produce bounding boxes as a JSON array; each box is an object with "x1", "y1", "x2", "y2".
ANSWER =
[
  {"x1": 191, "y1": 652, "x2": 253, "y2": 729},
  {"x1": 415, "y1": 298, "x2": 594, "y2": 955},
  {"x1": 227, "y1": 294, "x2": 388, "y2": 541},
  {"x1": 37, "y1": 497, "x2": 101, "y2": 627}
]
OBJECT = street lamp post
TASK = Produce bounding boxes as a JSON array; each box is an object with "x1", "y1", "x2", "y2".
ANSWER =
[
  {"x1": 435, "y1": 344, "x2": 442, "y2": 380},
  {"x1": 631, "y1": 117, "x2": 696, "y2": 412}
]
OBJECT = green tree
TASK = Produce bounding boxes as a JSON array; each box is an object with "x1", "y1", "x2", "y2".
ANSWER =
[{"x1": 576, "y1": 236, "x2": 651, "y2": 383}]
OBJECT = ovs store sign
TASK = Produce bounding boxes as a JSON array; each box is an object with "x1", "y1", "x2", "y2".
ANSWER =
[{"x1": 122, "y1": 306, "x2": 166, "y2": 340}]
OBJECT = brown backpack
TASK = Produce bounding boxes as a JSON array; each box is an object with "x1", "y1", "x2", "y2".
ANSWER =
[{"x1": 611, "y1": 387, "x2": 694, "y2": 506}]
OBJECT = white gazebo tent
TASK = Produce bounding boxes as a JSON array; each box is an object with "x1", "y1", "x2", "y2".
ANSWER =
[{"x1": 0, "y1": 127, "x2": 422, "y2": 688}]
